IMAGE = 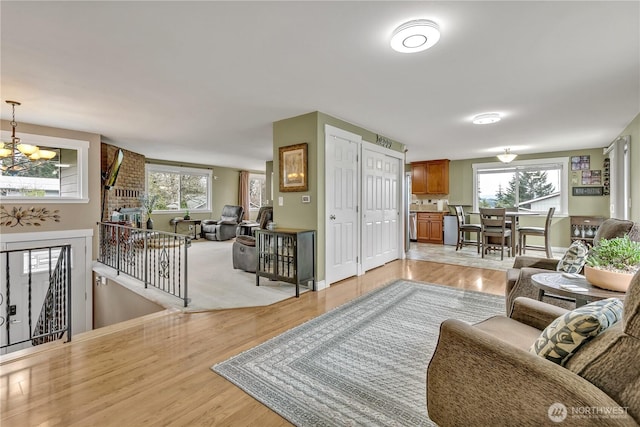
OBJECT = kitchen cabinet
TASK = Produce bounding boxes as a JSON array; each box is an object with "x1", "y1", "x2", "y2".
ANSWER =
[
  {"x1": 411, "y1": 159, "x2": 450, "y2": 195},
  {"x1": 417, "y1": 212, "x2": 444, "y2": 244}
]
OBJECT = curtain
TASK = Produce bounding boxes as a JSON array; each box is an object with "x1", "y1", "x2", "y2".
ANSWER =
[{"x1": 239, "y1": 170, "x2": 250, "y2": 220}]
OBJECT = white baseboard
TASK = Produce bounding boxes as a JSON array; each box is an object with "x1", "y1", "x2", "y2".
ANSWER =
[{"x1": 315, "y1": 280, "x2": 328, "y2": 291}]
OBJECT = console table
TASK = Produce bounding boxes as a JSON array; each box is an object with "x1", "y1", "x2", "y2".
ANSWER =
[
  {"x1": 255, "y1": 228, "x2": 316, "y2": 297},
  {"x1": 169, "y1": 218, "x2": 202, "y2": 240}
]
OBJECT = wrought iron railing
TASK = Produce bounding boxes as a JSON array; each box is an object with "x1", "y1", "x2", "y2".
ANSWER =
[
  {"x1": 97, "y1": 222, "x2": 191, "y2": 307},
  {"x1": 1, "y1": 244, "x2": 72, "y2": 351}
]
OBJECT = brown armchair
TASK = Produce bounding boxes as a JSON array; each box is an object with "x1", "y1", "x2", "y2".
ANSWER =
[
  {"x1": 427, "y1": 270, "x2": 640, "y2": 426},
  {"x1": 506, "y1": 218, "x2": 640, "y2": 316}
]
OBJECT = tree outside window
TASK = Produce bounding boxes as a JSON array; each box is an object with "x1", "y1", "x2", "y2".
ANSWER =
[
  {"x1": 146, "y1": 165, "x2": 211, "y2": 212},
  {"x1": 249, "y1": 173, "x2": 266, "y2": 210},
  {"x1": 474, "y1": 158, "x2": 567, "y2": 214}
]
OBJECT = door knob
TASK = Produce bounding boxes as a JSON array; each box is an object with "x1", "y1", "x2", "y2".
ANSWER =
[{"x1": 330, "y1": 215, "x2": 336, "y2": 220}]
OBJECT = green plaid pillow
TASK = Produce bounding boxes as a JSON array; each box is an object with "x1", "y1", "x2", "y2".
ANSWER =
[
  {"x1": 530, "y1": 298, "x2": 623, "y2": 366},
  {"x1": 557, "y1": 240, "x2": 588, "y2": 273}
]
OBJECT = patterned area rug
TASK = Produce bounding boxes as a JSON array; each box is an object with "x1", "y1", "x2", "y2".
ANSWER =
[{"x1": 212, "y1": 280, "x2": 505, "y2": 426}]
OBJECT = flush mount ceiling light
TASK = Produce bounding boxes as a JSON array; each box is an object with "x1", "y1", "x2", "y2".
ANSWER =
[
  {"x1": 473, "y1": 113, "x2": 502, "y2": 125},
  {"x1": 497, "y1": 148, "x2": 517, "y2": 163},
  {"x1": 390, "y1": 19, "x2": 440, "y2": 53}
]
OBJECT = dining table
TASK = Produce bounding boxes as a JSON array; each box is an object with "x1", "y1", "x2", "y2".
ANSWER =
[{"x1": 470, "y1": 210, "x2": 539, "y2": 256}]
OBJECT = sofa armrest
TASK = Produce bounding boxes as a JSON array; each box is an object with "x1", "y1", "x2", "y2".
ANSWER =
[
  {"x1": 510, "y1": 297, "x2": 568, "y2": 330},
  {"x1": 427, "y1": 319, "x2": 632, "y2": 426},
  {"x1": 506, "y1": 267, "x2": 560, "y2": 316},
  {"x1": 512, "y1": 255, "x2": 559, "y2": 270}
]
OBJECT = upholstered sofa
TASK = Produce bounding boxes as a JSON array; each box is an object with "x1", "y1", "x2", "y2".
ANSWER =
[
  {"x1": 506, "y1": 218, "x2": 640, "y2": 316},
  {"x1": 201, "y1": 205, "x2": 244, "y2": 241},
  {"x1": 427, "y1": 269, "x2": 640, "y2": 426}
]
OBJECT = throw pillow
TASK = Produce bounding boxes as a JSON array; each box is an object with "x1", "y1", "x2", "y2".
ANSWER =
[
  {"x1": 530, "y1": 298, "x2": 623, "y2": 366},
  {"x1": 556, "y1": 240, "x2": 588, "y2": 273}
]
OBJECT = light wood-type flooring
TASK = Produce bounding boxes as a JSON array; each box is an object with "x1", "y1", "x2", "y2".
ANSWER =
[{"x1": 1, "y1": 259, "x2": 506, "y2": 426}]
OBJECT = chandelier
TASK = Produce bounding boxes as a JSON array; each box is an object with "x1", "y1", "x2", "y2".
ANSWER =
[{"x1": 1, "y1": 100, "x2": 58, "y2": 175}]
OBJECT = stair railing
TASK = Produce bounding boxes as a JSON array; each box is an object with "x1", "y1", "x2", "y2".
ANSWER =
[
  {"x1": 97, "y1": 222, "x2": 190, "y2": 307},
  {"x1": 1, "y1": 244, "x2": 72, "y2": 351}
]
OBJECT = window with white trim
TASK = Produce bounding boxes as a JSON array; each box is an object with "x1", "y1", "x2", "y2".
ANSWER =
[
  {"x1": 473, "y1": 157, "x2": 568, "y2": 215},
  {"x1": 0, "y1": 133, "x2": 89, "y2": 202},
  {"x1": 249, "y1": 173, "x2": 266, "y2": 211},
  {"x1": 146, "y1": 164, "x2": 212, "y2": 213}
]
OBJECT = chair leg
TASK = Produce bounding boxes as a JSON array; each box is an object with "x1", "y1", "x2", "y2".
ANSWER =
[
  {"x1": 545, "y1": 234, "x2": 552, "y2": 258},
  {"x1": 520, "y1": 234, "x2": 525, "y2": 255},
  {"x1": 476, "y1": 231, "x2": 480, "y2": 253}
]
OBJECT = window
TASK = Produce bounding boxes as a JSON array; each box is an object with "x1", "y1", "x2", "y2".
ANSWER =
[
  {"x1": 146, "y1": 164, "x2": 212, "y2": 212},
  {"x1": 249, "y1": 173, "x2": 267, "y2": 211},
  {"x1": 0, "y1": 133, "x2": 89, "y2": 202},
  {"x1": 473, "y1": 157, "x2": 568, "y2": 215},
  {"x1": 22, "y1": 248, "x2": 72, "y2": 274}
]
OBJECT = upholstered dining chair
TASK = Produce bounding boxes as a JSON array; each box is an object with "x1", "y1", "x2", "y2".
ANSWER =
[
  {"x1": 480, "y1": 207, "x2": 512, "y2": 260},
  {"x1": 518, "y1": 207, "x2": 555, "y2": 258},
  {"x1": 453, "y1": 205, "x2": 481, "y2": 253}
]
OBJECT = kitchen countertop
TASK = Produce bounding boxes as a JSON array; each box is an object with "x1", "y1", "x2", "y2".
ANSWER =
[{"x1": 410, "y1": 209, "x2": 450, "y2": 214}]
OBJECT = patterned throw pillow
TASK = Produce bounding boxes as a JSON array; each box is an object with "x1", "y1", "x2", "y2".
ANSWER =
[
  {"x1": 530, "y1": 298, "x2": 623, "y2": 366},
  {"x1": 556, "y1": 240, "x2": 588, "y2": 273}
]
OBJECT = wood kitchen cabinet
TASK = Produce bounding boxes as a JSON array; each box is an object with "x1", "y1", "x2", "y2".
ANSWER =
[
  {"x1": 411, "y1": 159, "x2": 450, "y2": 195},
  {"x1": 417, "y1": 212, "x2": 444, "y2": 244}
]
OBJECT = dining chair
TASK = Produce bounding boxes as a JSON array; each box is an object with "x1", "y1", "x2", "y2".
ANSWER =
[
  {"x1": 479, "y1": 207, "x2": 512, "y2": 260},
  {"x1": 453, "y1": 205, "x2": 481, "y2": 253},
  {"x1": 518, "y1": 207, "x2": 555, "y2": 258}
]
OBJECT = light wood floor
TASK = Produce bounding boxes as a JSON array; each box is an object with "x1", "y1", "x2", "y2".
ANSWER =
[{"x1": 0, "y1": 259, "x2": 506, "y2": 427}]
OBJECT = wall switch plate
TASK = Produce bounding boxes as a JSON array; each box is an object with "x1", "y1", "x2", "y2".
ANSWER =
[
  {"x1": 302, "y1": 195, "x2": 311, "y2": 203},
  {"x1": 278, "y1": 196, "x2": 284, "y2": 206}
]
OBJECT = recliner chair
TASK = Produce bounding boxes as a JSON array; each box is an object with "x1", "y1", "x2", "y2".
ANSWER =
[
  {"x1": 232, "y1": 206, "x2": 273, "y2": 272},
  {"x1": 201, "y1": 205, "x2": 244, "y2": 241}
]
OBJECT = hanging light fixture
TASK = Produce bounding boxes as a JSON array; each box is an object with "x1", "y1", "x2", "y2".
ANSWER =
[
  {"x1": 1, "y1": 100, "x2": 57, "y2": 175},
  {"x1": 497, "y1": 148, "x2": 517, "y2": 163}
]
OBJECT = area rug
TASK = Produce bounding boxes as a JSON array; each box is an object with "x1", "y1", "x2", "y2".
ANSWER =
[{"x1": 212, "y1": 279, "x2": 505, "y2": 426}]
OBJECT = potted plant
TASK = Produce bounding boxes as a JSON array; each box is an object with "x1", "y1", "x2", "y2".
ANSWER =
[
  {"x1": 184, "y1": 209, "x2": 190, "y2": 220},
  {"x1": 140, "y1": 193, "x2": 158, "y2": 229},
  {"x1": 585, "y1": 235, "x2": 640, "y2": 292}
]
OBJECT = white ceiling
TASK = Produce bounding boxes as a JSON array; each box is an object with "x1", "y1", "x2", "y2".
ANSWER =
[{"x1": 1, "y1": 1, "x2": 638, "y2": 171}]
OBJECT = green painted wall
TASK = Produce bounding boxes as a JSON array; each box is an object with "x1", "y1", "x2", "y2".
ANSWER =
[{"x1": 446, "y1": 131, "x2": 640, "y2": 248}]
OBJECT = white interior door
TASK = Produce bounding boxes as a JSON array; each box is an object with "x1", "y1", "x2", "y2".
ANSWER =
[
  {"x1": 362, "y1": 147, "x2": 401, "y2": 271},
  {"x1": 325, "y1": 125, "x2": 361, "y2": 285},
  {"x1": 1, "y1": 236, "x2": 88, "y2": 354}
]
